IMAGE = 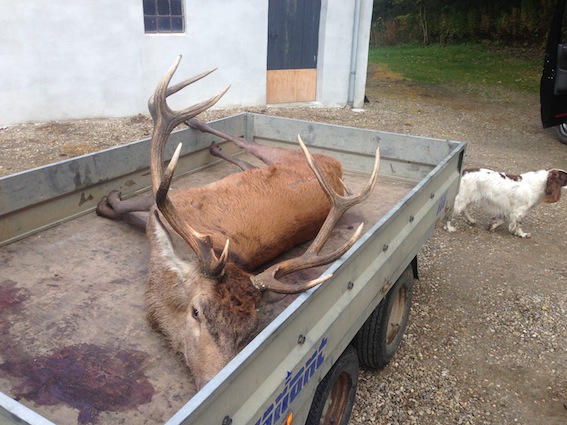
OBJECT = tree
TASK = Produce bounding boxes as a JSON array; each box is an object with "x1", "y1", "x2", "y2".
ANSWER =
[{"x1": 371, "y1": 0, "x2": 557, "y2": 45}]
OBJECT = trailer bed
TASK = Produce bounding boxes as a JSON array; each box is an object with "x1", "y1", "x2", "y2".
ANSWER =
[
  {"x1": 1, "y1": 113, "x2": 465, "y2": 425},
  {"x1": 0, "y1": 166, "x2": 413, "y2": 424}
]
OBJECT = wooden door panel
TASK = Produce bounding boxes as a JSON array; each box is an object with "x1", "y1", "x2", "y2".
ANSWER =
[
  {"x1": 266, "y1": 69, "x2": 317, "y2": 103},
  {"x1": 267, "y1": 0, "x2": 320, "y2": 103}
]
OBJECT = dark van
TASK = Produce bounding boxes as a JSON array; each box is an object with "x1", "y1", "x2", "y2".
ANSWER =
[{"x1": 541, "y1": 0, "x2": 567, "y2": 143}]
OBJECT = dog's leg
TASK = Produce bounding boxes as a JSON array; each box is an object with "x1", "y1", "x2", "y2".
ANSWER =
[
  {"x1": 446, "y1": 207, "x2": 458, "y2": 233},
  {"x1": 463, "y1": 209, "x2": 476, "y2": 225},
  {"x1": 507, "y1": 210, "x2": 530, "y2": 238},
  {"x1": 446, "y1": 219, "x2": 457, "y2": 233},
  {"x1": 446, "y1": 200, "x2": 467, "y2": 233},
  {"x1": 447, "y1": 205, "x2": 475, "y2": 233},
  {"x1": 488, "y1": 217, "x2": 505, "y2": 232},
  {"x1": 510, "y1": 224, "x2": 530, "y2": 238},
  {"x1": 508, "y1": 220, "x2": 530, "y2": 238}
]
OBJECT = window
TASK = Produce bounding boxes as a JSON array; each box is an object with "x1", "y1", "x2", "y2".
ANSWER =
[{"x1": 143, "y1": 0, "x2": 185, "y2": 33}]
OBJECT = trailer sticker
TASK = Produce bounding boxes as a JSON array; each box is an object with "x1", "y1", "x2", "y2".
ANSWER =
[
  {"x1": 436, "y1": 190, "x2": 448, "y2": 217},
  {"x1": 434, "y1": 190, "x2": 450, "y2": 229},
  {"x1": 255, "y1": 337, "x2": 328, "y2": 425}
]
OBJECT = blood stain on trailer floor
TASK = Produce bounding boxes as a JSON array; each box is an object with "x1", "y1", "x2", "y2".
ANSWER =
[
  {"x1": 0, "y1": 218, "x2": 196, "y2": 424},
  {"x1": 0, "y1": 343, "x2": 155, "y2": 424}
]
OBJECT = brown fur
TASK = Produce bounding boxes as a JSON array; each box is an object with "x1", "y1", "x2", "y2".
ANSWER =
[
  {"x1": 499, "y1": 172, "x2": 521, "y2": 181},
  {"x1": 169, "y1": 151, "x2": 343, "y2": 269},
  {"x1": 144, "y1": 147, "x2": 344, "y2": 390},
  {"x1": 145, "y1": 218, "x2": 261, "y2": 390},
  {"x1": 543, "y1": 169, "x2": 567, "y2": 203},
  {"x1": 463, "y1": 168, "x2": 522, "y2": 182}
]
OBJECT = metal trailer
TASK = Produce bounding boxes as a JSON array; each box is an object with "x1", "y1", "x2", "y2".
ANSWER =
[{"x1": 0, "y1": 113, "x2": 465, "y2": 425}]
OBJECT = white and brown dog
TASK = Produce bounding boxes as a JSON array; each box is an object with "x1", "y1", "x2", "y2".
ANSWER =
[{"x1": 446, "y1": 168, "x2": 567, "y2": 238}]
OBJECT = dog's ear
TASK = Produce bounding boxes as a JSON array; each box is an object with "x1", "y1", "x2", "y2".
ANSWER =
[{"x1": 543, "y1": 170, "x2": 567, "y2": 203}]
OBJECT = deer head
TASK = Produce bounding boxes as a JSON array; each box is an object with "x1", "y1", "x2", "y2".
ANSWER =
[
  {"x1": 143, "y1": 56, "x2": 380, "y2": 390},
  {"x1": 145, "y1": 212, "x2": 261, "y2": 390}
]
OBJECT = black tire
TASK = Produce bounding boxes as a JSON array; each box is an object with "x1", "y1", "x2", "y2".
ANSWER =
[
  {"x1": 305, "y1": 346, "x2": 359, "y2": 425},
  {"x1": 354, "y1": 265, "x2": 414, "y2": 369},
  {"x1": 555, "y1": 123, "x2": 567, "y2": 144}
]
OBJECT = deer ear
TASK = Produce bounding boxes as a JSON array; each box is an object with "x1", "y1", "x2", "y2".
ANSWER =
[
  {"x1": 149, "y1": 210, "x2": 195, "y2": 277},
  {"x1": 147, "y1": 210, "x2": 206, "y2": 314}
]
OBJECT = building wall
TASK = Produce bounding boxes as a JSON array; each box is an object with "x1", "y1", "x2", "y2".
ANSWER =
[
  {"x1": 318, "y1": 0, "x2": 373, "y2": 108},
  {"x1": 0, "y1": 0, "x2": 372, "y2": 125}
]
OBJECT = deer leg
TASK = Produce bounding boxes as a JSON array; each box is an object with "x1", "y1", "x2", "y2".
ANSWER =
[
  {"x1": 186, "y1": 118, "x2": 289, "y2": 166},
  {"x1": 210, "y1": 141, "x2": 257, "y2": 171},
  {"x1": 96, "y1": 190, "x2": 154, "y2": 230},
  {"x1": 121, "y1": 212, "x2": 149, "y2": 230}
]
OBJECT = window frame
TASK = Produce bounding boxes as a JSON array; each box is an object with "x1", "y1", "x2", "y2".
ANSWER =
[{"x1": 143, "y1": 0, "x2": 185, "y2": 34}]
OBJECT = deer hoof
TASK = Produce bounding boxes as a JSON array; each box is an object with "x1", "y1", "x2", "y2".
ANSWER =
[{"x1": 95, "y1": 190, "x2": 123, "y2": 219}]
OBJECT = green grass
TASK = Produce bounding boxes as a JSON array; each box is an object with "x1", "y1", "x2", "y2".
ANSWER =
[{"x1": 368, "y1": 44, "x2": 543, "y2": 93}]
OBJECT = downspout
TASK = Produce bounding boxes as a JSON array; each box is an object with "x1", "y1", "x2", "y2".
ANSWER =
[{"x1": 347, "y1": 0, "x2": 362, "y2": 106}]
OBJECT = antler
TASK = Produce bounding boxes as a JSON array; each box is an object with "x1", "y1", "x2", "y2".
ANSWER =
[
  {"x1": 150, "y1": 55, "x2": 230, "y2": 277},
  {"x1": 250, "y1": 136, "x2": 380, "y2": 294},
  {"x1": 148, "y1": 55, "x2": 229, "y2": 193}
]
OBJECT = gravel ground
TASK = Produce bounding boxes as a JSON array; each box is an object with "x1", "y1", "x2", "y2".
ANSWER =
[{"x1": 1, "y1": 62, "x2": 567, "y2": 424}]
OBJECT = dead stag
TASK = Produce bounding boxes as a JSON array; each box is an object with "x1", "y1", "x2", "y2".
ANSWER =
[{"x1": 96, "y1": 56, "x2": 380, "y2": 390}]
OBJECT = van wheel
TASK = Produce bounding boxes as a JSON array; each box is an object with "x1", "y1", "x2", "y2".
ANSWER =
[
  {"x1": 555, "y1": 123, "x2": 567, "y2": 144},
  {"x1": 305, "y1": 346, "x2": 358, "y2": 425},
  {"x1": 354, "y1": 265, "x2": 414, "y2": 369}
]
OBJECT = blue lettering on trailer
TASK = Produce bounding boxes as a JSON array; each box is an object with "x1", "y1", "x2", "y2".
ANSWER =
[{"x1": 255, "y1": 337, "x2": 328, "y2": 425}]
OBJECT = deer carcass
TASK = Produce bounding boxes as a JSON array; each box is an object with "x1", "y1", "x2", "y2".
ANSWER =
[{"x1": 96, "y1": 56, "x2": 380, "y2": 390}]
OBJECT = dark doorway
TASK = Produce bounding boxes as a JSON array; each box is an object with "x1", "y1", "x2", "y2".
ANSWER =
[{"x1": 267, "y1": 0, "x2": 322, "y2": 103}]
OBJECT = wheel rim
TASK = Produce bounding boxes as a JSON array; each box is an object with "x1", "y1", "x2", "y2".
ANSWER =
[
  {"x1": 386, "y1": 285, "x2": 407, "y2": 345},
  {"x1": 320, "y1": 372, "x2": 352, "y2": 424},
  {"x1": 559, "y1": 123, "x2": 567, "y2": 136}
]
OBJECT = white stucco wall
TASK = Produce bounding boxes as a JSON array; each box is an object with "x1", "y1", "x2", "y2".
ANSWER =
[
  {"x1": 0, "y1": 0, "x2": 371, "y2": 125},
  {"x1": 318, "y1": 0, "x2": 372, "y2": 108}
]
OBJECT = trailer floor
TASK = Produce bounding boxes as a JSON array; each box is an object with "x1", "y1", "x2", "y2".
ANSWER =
[{"x1": 0, "y1": 161, "x2": 415, "y2": 424}]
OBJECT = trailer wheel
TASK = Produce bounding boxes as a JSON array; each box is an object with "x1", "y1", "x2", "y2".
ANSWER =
[
  {"x1": 355, "y1": 265, "x2": 414, "y2": 369},
  {"x1": 305, "y1": 346, "x2": 358, "y2": 425}
]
